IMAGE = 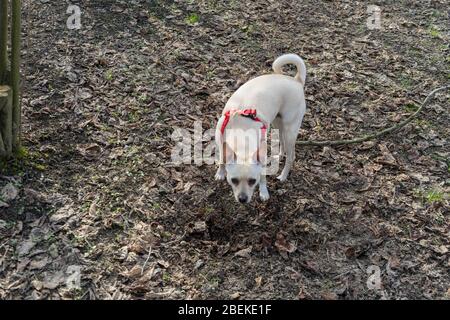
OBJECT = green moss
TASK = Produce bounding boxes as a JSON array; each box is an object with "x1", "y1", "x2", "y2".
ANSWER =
[
  {"x1": 33, "y1": 163, "x2": 47, "y2": 171},
  {"x1": 430, "y1": 9, "x2": 442, "y2": 18},
  {"x1": 186, "y1": 13, "x2": 199, "y2": 24},
  {"x1": 105, "y1": 69, "x2": 113, "y2": 81},
  {"x1": 344, "y1": 82, "x2": 359, "y2": 93},
  {"x1": 1, "y1": 146, "x2": 49, "y2": 174},
  {"x1": 415, "y1": 187, "x2": 448, "y2": 204},
  {"x1": 15, "y1": 146, "x2": 29, "y2": 159},
  {"x1": 403, "y1": 103, "x2": 418, "y2": 113},
  {"x1": 162, "y1": 272, "x2": 171, "y2": 282},
  {"x1": 429, "y1": 26, "x2": 440, "y2": 38},
  {"x1": 152, "y1": 202, "x2": 161, "y2": 210},
  {"x1": 414, "y1": 118, "x2": 432, "y2": 128},
  {"x1": 128, "y1": 111, "x2": 140, "y2": 122},
  {"x1": 138, "y1": 94, "x2": 148, "y2": 103},
  {"x1": 424, "y1": 190, "x2": 445, "y2": 203},
  {"x1": 208, "y1": 276, "x2": 220, "y2": 286},
  {"x1": 204, "y1": 207, "x2": 214, "y2": 214}
]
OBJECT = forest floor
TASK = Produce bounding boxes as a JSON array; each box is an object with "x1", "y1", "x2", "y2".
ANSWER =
[{"x1": 0, "y1": 0, "x2": 449, "y2": 299}]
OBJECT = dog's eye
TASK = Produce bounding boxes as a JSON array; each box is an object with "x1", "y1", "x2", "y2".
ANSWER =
[
  {"x1": 248, "y1": 178, "x2": 256, "y2": 186},
  {"x1": 231, "y1": 178, "x2": 239, "y2": 185}
]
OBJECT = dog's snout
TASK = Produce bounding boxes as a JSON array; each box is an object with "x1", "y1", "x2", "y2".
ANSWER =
[{"x1": 238, "y1": 193, "x2": 248, "y2": 203}]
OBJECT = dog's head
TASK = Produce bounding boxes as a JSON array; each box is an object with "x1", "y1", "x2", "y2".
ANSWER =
[{"x1": 223, "y1": 141, "x2": 266, "y2": 204}]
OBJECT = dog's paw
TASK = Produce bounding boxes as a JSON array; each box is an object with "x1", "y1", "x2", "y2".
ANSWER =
[
  {"x1": 277, "y1": 174, "x2": 288, "y2": 182},
  {"x1": 259, "y1": 189, "x2": 270, "y2": 201},
  {"x1": 215, "y1": 171, "x2": 225, "y2": 180}
]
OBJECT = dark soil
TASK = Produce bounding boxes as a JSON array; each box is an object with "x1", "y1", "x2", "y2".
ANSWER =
[{"x1": 0, "y1": 0, "x2": 449, "y2": 299}]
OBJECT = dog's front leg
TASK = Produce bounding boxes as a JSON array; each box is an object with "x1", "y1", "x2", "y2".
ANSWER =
[
  {"x1": 259, "y1": 173, "x2": 270, "y2": 201},
  {"x1": 215, "y1": 144, "x2": 226, "y2": 180},
  {"x1": 215, "y1": 119, "x2": 226, "y2": 181},
  {"x1": 215, "y1": 164, "x2": 226, "y2": 180}
]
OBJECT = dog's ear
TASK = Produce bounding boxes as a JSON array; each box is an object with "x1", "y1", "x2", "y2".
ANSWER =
[
  {"x1": 223, "y1": 142, "x2": 236, "y2": 164},
  {"x1": 252, "y1": 140, "x2": 267, "y2": 165}
]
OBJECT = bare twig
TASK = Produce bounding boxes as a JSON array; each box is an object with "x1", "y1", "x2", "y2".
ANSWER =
[
  {"x1": 297, "y1": 85, "x2": 450, "y2": 146},
  {"x1": 141, "y1": 247, "x2": 152, "y2": 275}
]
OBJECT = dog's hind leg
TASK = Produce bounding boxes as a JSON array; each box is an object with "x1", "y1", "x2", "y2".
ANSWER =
[
  {"x1": 277, "y1": 119, "x2": 301, "y2": 182},
  {"x1": 272, "y1": 116, "x2": 284, "y2": 157}
]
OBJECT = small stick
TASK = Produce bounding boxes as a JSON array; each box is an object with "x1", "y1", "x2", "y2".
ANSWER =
[{"x1": 141, "y1": 247, "x2": 152, "y2": 275}]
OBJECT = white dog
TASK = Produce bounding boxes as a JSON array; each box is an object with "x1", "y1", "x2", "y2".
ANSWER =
[{"x1": 215, "y1": 54, "x2": 307, "y2": 203}]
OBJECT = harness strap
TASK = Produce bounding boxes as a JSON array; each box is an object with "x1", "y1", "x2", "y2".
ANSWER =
[{"x1": 220, "y1": 109, "x2": 267, "y2": 137}]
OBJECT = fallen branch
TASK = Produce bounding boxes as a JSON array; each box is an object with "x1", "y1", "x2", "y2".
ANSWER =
[{"x1": 297, "y1": 85, "x2": 450, "y2": 146}]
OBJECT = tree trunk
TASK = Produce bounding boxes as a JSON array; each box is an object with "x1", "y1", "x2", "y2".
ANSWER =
[
  {"x1": 0, "y1": 0, "x2": 8, "y2": 84},
  {"x1": 0, "y1": 0, "x2": 21, "y2": 159},
  {"x1": 0, "y1": 85, "x2": 12, "y2": 157},
  {"x1": 11, "y1": 0, "x2": 21, "y2": 150}
]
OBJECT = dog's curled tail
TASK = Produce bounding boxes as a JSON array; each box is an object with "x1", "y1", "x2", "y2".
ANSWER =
[{"x1": 272, "y1": 54, "x2": 306, "y2": 86}]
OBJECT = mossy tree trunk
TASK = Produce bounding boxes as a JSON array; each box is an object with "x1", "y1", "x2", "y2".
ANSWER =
[{"x1": 0, "y1": 0, "x2": 21, "y2": 159}]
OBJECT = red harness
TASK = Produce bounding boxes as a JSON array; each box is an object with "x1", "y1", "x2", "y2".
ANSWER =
[{"x1": 220, "y1": 109, "x2": 267, "y2": 137}]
